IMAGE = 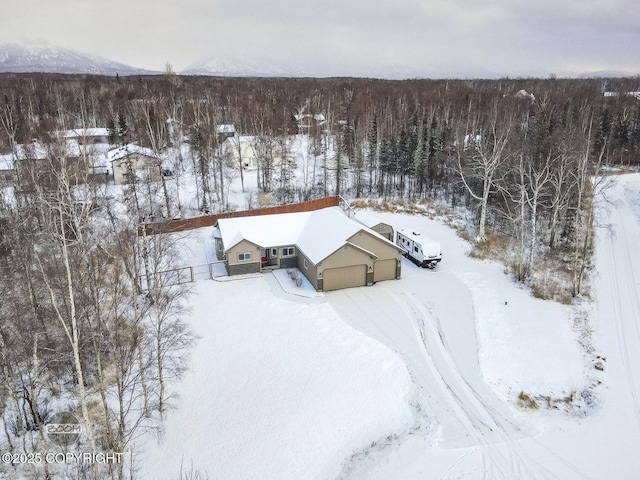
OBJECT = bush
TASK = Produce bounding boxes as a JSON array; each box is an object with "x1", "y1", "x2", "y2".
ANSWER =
[{"x1": 517, "y1": 391, "x2": 539, "y2": 409}]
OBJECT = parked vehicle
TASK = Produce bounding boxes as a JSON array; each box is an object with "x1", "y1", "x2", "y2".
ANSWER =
[{"x1": 395, "y1": 228, "x2": 442, "y2": 268}]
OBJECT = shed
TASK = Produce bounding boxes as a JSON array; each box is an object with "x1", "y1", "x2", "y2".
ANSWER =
[{"x1": 369, "y1": 222, "x2": 394, "y2": 242}]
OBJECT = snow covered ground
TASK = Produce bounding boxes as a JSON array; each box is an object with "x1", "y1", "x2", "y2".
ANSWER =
[{"x1": 140, "y1": 173, "x2": 640, "y2": 479}]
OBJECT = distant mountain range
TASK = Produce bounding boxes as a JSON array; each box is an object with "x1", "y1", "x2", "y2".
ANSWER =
[
  {"x1": 1, "y1": 42, "x2": 638, "y2": 80},
  {"x1": 0, "y1": 42, "x2": 158, "y2": 76}
]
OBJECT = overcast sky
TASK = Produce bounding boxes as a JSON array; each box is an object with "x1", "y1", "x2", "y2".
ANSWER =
[{"x1": 2, "y1": 0, "x2": 639, "y2": 77}]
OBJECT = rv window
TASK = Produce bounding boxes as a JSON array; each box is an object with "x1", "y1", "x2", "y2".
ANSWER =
[{"x1": 414, "y1": 246, "x2": 419, "y2": 253}]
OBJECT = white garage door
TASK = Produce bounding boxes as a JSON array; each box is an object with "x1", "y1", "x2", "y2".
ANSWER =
[
  {"x1": 373, "y1": 259, "x2": 397, "y2": 282},
  {"x1": 323, "y1": 265, "x2": 367, "y2": 291}
]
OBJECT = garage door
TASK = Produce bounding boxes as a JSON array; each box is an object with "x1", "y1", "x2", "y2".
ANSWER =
[
  {"x1": 373, "y1": 259, "x2": 397, "y2": 282},
  {"x1": 323, "y1": 265, "x2": 367, "y2": 291}
]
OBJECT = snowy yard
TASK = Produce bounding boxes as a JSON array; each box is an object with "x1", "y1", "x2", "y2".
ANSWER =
[{"x1": 140, "y1": 173, "x2": 640, "y2": 479}]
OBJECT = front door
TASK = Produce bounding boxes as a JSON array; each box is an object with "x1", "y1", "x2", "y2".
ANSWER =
[{"x1": 268, "y1": 248, "x2": 279, "y2": 267}]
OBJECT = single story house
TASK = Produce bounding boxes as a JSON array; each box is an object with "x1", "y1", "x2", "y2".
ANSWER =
[
  {"x1": 214, "y1": 207, "x2": 404, "y2": 291},
  {"x1": 107, "y1": 144, "x2": 163, "y2": 185}
]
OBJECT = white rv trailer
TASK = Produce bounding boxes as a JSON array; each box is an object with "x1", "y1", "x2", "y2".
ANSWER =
[{"x1": 395, "y1": 228, "x2": 442, "y2": 268}]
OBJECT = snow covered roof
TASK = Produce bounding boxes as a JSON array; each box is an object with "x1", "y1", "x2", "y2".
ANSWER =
[
  {"x1": 294, "y1": 113, "x2": 326, "y2": 124},
  {"x1": 0, "y1": 141, "x2": 81, "y2": 161},
  {"x1": 216, "y1": 124, "x2": 236, "y2": 134},
  {"x1": 0, "y1": 154, "x2": 14, "y2": 171},
  {"x1": 107, "y1": 144, "x2": 159, "y2": 162},
  {"x1": 59, "y1": 127, "x2": 110, "y2": 139},
  {"x1": 217, "y1": 207, "x2": 395, "y2": 264}
]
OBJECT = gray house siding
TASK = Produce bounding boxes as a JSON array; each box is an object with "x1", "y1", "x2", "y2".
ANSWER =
[
  {"x1": 227, "y1": 262, "x2": 261, "y2": 275},
  {"x1": 296, "y1": 251, "x2": 320, "y2": 290},
  {"x1": 280, "y1": 256, "x2": 298, "y2": 268}
]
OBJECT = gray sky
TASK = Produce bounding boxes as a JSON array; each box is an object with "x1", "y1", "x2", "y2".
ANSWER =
[{"x1": 3, "y1": 0, "x2": 639, "y2": 77}]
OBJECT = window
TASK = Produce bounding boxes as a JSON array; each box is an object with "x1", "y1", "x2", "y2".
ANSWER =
[
  {"x1": 271, "y1": 248, "x2": 277, "y2": 257},
  {"x1": 237, "y1": 252, "x2": 252, "y2": 262},
  {"x1": 414, "y1": 246, "x2": 419, "y2": 253},
  {"x1": 281, "y1": 247, "x2": 295, "y2": 257},
  {"x1": 303, "y1": 258, "x2": 308, "y2": 270}
]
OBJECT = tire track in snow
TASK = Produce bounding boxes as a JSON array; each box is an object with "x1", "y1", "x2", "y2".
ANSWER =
[
  {"x1": 399, "y1": 291, "x2": 561, "y2": 480},
  {"x1": 329, "y1": 279, "x2": 595, "y2": 480},
  {"x1": 606, "y1": 209, "x2": 640, "y2": 431}
]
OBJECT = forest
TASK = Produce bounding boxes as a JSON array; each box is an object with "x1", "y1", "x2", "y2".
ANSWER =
[{"x1": 0, "y1": 72, "x2": 639, "y2": 479}]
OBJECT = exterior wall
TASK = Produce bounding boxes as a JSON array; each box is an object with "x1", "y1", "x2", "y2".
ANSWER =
[
  {"x1": 16, "y1": 156, "x2": 86, "y2": 191},
  {"x1": 316, "y1": 244, "x2": 375, "y2": 290},
  {"x1": 225, "y1": 140, "x2": 257, "y2": 169},
  {"x1": 112, "y1": 154, "x2": 160, "y2": 185},
  {"x1": 226, "y1": 239, "x2": 261, "y2": 273},
  {"x1": 296, "y1": 251, "x2": 320, "y2": 290},
  {"x1": 214, "y1": 237, "x2": 225, "y2": 261},
  {"x1": 279, "y1": 256, "x2": 298, "y2": 268},
  {"x1": 228, "y1": 262, "x2": 261, "y2": 275}
]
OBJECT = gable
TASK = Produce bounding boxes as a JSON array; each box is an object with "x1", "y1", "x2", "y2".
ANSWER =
[{"x1": 347, "y1": 230, "x2": 403, "y2": 260}]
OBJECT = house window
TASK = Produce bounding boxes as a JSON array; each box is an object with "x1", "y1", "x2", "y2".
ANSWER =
[
  {"x1": 237, "y1": 252, "x2": 252, "y2": 262},
  {"x1": 303, "y1": 258, "x2": 308, "y2": 270},
  {"x1": 216, "y1": 240, "x2": 223, "y2": 252},
  {"x1": 282, "y1": 247, "x2": 295, "y2": 257},
  {"x1": 271, "y1": 248, "x2": 277, "y2": 257}
]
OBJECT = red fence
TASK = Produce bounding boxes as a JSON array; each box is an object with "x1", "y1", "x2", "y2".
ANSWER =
[{"x1": 140, "y1": 196, "x2": 341, "y2": 235}]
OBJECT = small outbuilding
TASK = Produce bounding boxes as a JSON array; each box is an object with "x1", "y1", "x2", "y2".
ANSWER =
[{"x1": 369, "y1": 222, "x2": 394, "y2": 242}]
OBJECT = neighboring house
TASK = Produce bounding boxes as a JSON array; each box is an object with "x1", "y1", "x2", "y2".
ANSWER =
[
  {"x1": 107, "y1": 144, "x2": 162, "y2": 185},
  {"x1": 4, "y1": 141, "x2": 85, "y2": 191},
  {"x1": 216, "y1": 124, "x2": 236, "y2": 142},
  {"x1": 294, "y1": 113, "x2": 326, "y2": 136},
  {"x1": 214, "y1": 207, "x2": 404, "y2": 291},
  {"x1": 59, "y1": 128, "x2": 111, "y2": 145},
  {"x1": 223, "y1": 136, "x2": 258, "y2": 169},
  {"x1": 603, "y1": 91, "x2": 640, "y2": 100}
]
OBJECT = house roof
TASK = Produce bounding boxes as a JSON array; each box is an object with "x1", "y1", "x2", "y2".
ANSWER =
[
  {"x1": 217, "y1": 207, "x2": 397, "y2": 264},
  {"x1": 0, "y1": 141, "x2": 81, "y2": 162},
  {"x1": 216, "y1": 124, "x2": 236, "y2": 134},
  {"x1": 59, "y1": 128, "x2": 110, "y2": 139},
  {"x1": 107, "y1": 144, "x2": 159, "y2": 162},
  {"x1": 0, "y1": 154, "x2": 14, "y2": 171}
]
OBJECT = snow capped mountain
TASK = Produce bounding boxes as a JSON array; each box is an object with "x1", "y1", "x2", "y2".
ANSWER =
[
  {"x1": 181, "y1": 52, "x2": 503, "y2": 79},
  {"x1": 181, "y1": 55, "x2": 309, "y2": 77},
  {"x1": 0, "y1": 42, "x2": 158, "y2": 76}
]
